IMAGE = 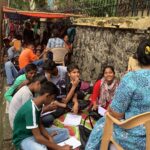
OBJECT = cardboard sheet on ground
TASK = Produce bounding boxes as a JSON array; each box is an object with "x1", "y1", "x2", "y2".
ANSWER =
[
  {"x1": 58, "y1": 137, "x2": 81, "y2": 149},
  {"x1": 64, "y1": 113, "x2": 82, "y2": 126}
]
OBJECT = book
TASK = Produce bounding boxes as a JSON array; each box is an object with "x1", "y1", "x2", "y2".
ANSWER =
[
  {"x1": 40, "y1": 110, "x2": 56, "y2": 117},
  {"x1": 98, "y1": 106, "x2": 107, "y2": 116},
  {"x1": 58, "y1": 137, "x2": 81, "y2": 149},
  {"x1": 63, "y1": 113, "x2": 82, "y2": 126}
]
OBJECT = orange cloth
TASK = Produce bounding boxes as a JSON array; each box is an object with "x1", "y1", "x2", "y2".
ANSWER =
[
  {"x1": 14, "y1": 40, "x2": 21, "y2": 51},
  {"x1": 19, "y1": 48, "x2": 38, "y2": 69}
]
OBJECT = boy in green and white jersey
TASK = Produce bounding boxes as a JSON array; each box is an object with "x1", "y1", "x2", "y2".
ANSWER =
[{"x1": 13, "y1": 81, "x2": 71, "y2": 150}]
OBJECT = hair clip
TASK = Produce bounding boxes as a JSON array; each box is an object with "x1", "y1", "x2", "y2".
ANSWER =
[{"x1": 145, "y1": 46, "x2": 150, "y2": 55}]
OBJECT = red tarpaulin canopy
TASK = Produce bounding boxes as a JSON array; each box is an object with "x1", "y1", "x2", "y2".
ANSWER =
[
  {"x1": 3, "y1": 7, "x2": 72, "y2": 19},
  {"x1": 18, "y1": 11, "x2": 69, "y2": 18}
]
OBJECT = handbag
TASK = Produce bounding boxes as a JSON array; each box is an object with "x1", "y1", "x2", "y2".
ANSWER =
[
  {"x1": 79, "y1": 114, "x2": 94, "y2": 150},
  {"x1": 79, "y1": 81, "x2": 93, "y2": 95},
  {"x1": 67, "y1": 99, "x2": 90, "y2": 111},
  {"x1": 78, "y1": 99, "x2": 90, "y2": 110},
  {"x1": 89, "y1": 110, "x2": 101, "y2": 121}
]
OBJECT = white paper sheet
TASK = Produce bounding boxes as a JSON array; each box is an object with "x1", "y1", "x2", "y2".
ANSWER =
[
  {"x1": 58, "y1": 137, "x2": 81, "y2": 149},
  {"x1": 63, "y1": 113, "x2": 82, "y2": 126},
  {"x1": 98, "y1": 106, "x2": 107, "y2": 116}
]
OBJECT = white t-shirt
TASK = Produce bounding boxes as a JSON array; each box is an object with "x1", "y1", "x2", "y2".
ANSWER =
[
  {"x1": 50, "y1": 66, "x2": 67, "y2": 85},
  {"x1": 9, "y1": 86, "x2": 33, "y2": 128}
]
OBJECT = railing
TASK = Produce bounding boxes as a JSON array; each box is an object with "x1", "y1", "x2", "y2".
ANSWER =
[
  {"x1": 8, "y1": 0, "x2": 150, "y2": 17},
  {"x1": 49, "y1": 0, "x2": 150, "y2": 17}
]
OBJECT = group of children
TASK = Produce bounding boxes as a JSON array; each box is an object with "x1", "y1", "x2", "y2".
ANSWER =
[
  {"x1": 3, "y1": 23, "x2": 74, "y2": 87},
  {"x1": 5, "y1": 59, "x2": 91, "y2": 150},
  {"x1": 3, "y1": 20, "x2": 150, "y2": 150},
  {"x1": 4, "y1": 58, "x2": 121, "y2": 150},
  {"x1": 2, "y1": 22, "x2": 121, "y2": 150}
]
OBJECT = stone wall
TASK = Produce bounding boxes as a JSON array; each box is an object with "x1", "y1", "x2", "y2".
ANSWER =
[{"x1": 72, "y1": 26, "x2": 150, "y2": 82}]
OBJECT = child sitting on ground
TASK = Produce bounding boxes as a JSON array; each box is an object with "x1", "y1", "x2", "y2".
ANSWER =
[
  {"x1": 13, "y1": 81, "x2": 71, "y2": 150},
  {"x1": 9, "y1": 74, "x2": 46, "y2": 128},
  {"x1": 4, "y1": 63, "x2": 37, "y2": 102},
  {"x1": 41, "y1": 64, "x2": 90, "y2": 127}
]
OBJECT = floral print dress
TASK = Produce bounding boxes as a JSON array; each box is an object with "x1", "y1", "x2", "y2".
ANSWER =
[{"x1": 85, "y1": 70, "x2": 150, "y2": 150}]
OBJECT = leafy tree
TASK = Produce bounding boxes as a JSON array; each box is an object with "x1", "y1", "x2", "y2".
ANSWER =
[
  {"x1": 53, "y1": 0, "x2": 117, "y2": 16},
  {"x1": 9, "y1": 0, "x2": 117, "y2": 16},
  {"x1": 9, "y1": 0, "x2": 46, "y2": 10},
  {"x1": 10, "y1": 0, "x2": 30, "y2": 10}
]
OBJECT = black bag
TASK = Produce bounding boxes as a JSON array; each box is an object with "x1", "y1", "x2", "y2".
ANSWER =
[
  {"x1": 77, "y1": 81, "x2": 93, "y2": 100},
  {"x1": 67, "y1": 99, "x2": 90, "y2": 111},
  {"x1": 79, "y1": 114, "x2": 94, "y2": 150},
  {"x1": 78, "y1": 99, "x2": 90, "y2": 110},
  {"x1": 89, "y1": 110, "x2": 101, "y2": 121}
]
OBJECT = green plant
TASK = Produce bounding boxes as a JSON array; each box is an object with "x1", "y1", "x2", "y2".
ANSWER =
[{"x1": 10, "y1": 0, "x2": 30, "y2": 10}]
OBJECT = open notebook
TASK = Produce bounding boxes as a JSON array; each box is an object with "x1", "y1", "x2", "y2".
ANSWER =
[
  {"x1": 63, "y1": 113, "x2": 82, "y2": 126},
  {"x1": 98, "y1": 106, "x2": 107, "y2": 116},
  {"x1": 40, "y1": 110, "x2": 56, "y2": 117},
  {"x1": 58, "y1": 137, "x2": 81, "y2": 149}
]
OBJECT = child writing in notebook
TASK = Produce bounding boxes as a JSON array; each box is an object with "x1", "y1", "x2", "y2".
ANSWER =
[
  {"x1": 41, "y1": 64, "x2": 82, "y2": 127},
  {"x1": 13, "y1": 81, "x2": 71, "y2": 150}
]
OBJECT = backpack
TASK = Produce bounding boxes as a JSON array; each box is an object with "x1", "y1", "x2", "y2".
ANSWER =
[{"x1": 78, "y1": 81, "x2": 93, "y2": 100}]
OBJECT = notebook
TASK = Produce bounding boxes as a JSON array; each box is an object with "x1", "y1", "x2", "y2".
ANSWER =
[
  {"x1": 40, "y1": 110, "x2": 56, "y2": 117},
  {"x1": 63, "y1": 113, "x2": 82, "y2": 126},
  {"x1": 98, "y1": 106, "x2": 107, "y2": 116},
  {"x1": 58, "y1": 137, "x2": 81, "y2": 149}
]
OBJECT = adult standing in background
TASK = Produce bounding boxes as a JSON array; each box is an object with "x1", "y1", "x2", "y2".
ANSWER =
[
  {"x1": 46, "y1": 29, "x2": 65, "y2": 60},
  {"x1": 23, "y1": 22, "x2": 34, "y2": 44},
  {"x1": 46, "y1": 29, "x2": 65, "y2": 49}
]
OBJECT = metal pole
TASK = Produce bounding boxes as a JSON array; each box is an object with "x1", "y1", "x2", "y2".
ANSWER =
[
  {"x1": 0, "y1": 0, "x2": 3, "y2": 51},
  {"x1": 131, "y1": 0, "x2": 136, "y2": 16},
  {"x1": 8, "y1": 0, "x2": 10, "y2": 7}
]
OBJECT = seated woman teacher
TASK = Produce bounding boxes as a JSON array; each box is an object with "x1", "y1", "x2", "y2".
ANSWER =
[{"x1": 86, "y1": 39, "x2": 150, "y2": 150}]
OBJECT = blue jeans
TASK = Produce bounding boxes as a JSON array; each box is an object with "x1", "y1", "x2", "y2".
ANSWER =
[
  {"x1": 41, "y1": 114, "x2": 55, "y2": 127},
  {"x1": 20, "y1": 127, "x2": 69, "y2": 150},
  {"x1": 18, "y1": 59, "x2": 44, "y2": 76},
  {"x1": 5, "y1": 61, "x2": 18, "y2": 85},
  {"x1": 41, "y1": 108, "x2": 65, "y2": 127},
  {"x1": 32, "y1": 59, "x2": 44, "y2": 66}
]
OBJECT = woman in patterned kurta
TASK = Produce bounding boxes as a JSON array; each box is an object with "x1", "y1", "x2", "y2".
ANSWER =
[{"x1": 85, "y1": 39, "x2": 150, "y2": 150}]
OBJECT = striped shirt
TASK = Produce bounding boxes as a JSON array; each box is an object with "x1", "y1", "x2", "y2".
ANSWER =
[{"x1": 46, "y1": 37, "x2": 65, "y2": 48}]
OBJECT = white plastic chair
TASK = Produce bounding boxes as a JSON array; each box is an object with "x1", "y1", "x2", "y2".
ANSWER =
[{"x1": 50, "y1": 47, "x2": 69, "y2": 66}]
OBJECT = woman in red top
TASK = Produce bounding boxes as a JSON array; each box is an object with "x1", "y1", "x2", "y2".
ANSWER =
[{"x1": 91, "y1": 66, "x2": 119, "y2": 110}]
